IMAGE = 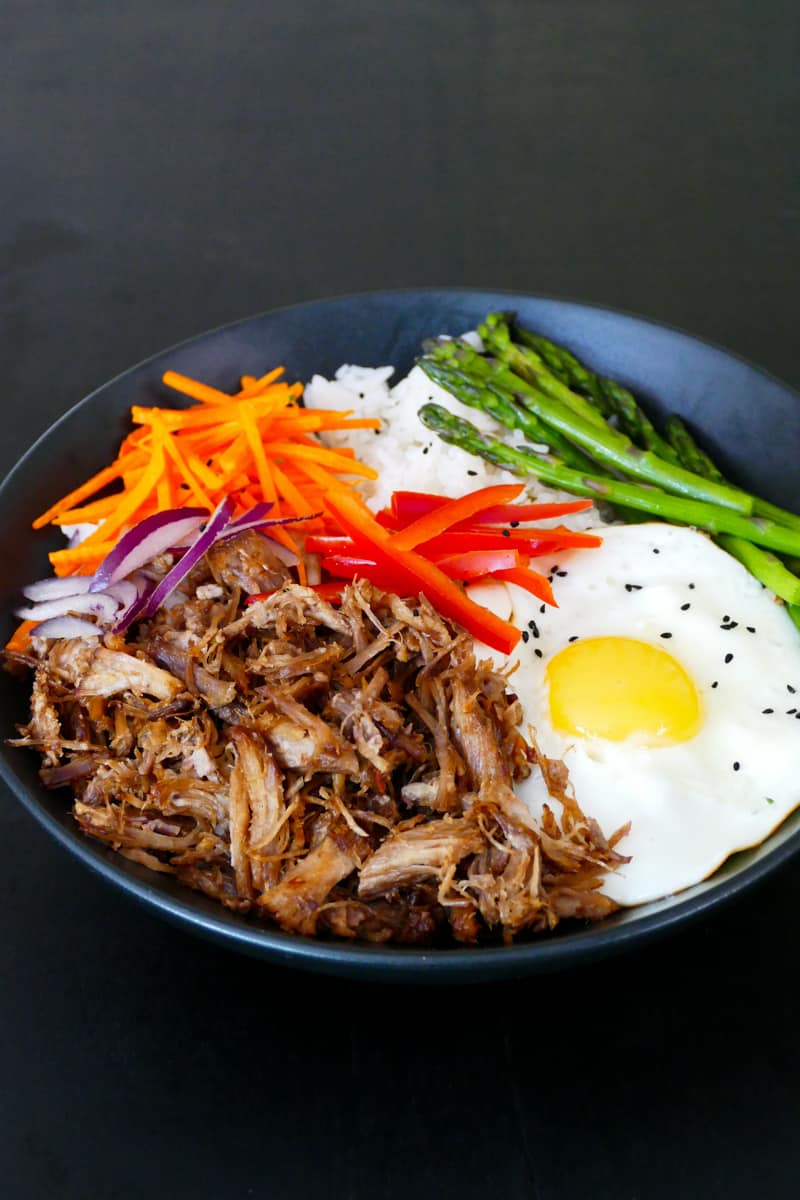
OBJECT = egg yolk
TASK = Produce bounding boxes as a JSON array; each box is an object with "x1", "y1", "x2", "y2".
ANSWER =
[{"x1": 546, "y1": 636, "x2": 701, "y2": 744}]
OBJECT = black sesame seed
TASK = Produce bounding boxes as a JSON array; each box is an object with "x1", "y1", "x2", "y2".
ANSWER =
[
  {"x1": 528, "y1": 620, "x2": 539, "y2": 637},
  {"x1": 556, "y1": 570, "x2": 568, "y2": 578},
  {"x1": 680, "y1": 602, "x2": 691, "y2": 611},
  {"x1": 467, "y1": 470, "x2": 478, "y2": 477},
  {"x1": 652, "y1": 548, "x2": 660, "y2": 554},
  {"x1": 762, "y1": 708, "x2": 774, "y2": 714},
  {"x1": 723, "y1": 615, "x2": 730, "y2": 622},
  {"x1": 568, "y1": 635, "x2": 579, "y2": 643},
  {"x1": 358, "y1": 392, "x2": 364, "y2": 399},
  {"x1": 786, "y1": 709, "x2": 797, "y2": 716},
  {"x1": 534, "y1": 648, "x2": 543, "y2": 658},
  {"x1": 660, "y1": 632, "x2": 672, "y2": 639},
  {"x1": 788, "y1": 684, "x2": 797, "y2": 694},
  {"x1": 522, "y1": 631, "x2": 530, "y2": 643},
  {"x1": 711, "y1": 681, "x2": 719, "y2": 689},
  {"x1": 733, "y1": 762, "x2": 741, "y2": 772},
  {"x1": 746, "y1": 626, "x2": 756, "y2": 633},
  {"x1": 421, "y1": 444, "x2": 428, "y2": 453},
  {"x1": 510, "y1": 520, "x2": 520, "y2": 528},
  {"x1": 539, "y1": 604, "x2": 546, "y2": 614},
  {"x1": 724, "y1": 653, "x2": 733, "y2": 664},
  {"x1": 720, "y1": 621, "x2": 738, "y2": 630},
  {"x1": 502, "y1": 529, "x2": 511, "y2": 538},
  {"x1": 624, "y1": 584, "x2": 643, "y2": 593},
  {"x1": 688, "y1": 583, "x2": 695, "y2": 589}
]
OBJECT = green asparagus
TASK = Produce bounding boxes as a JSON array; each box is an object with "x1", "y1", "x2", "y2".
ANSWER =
[
  {"x1": 510, "y1": 317, "x2": 682, "y2": 464},
  {"x1": 418, "y1": 357, "x2": 598, "y2": 473},
  {"x1": 483, "y1": 313, "x2": 681, "y2": 464},
  {"x1": 423, "y1": 339, "x2": 754, "y2": 515},
  {"x1": 662, "y1": 414, "x2": 800, "y2": 605},
  {"x1": 663, "y1": 414, "x2": 725, "y2": 481},
  {"x1": 417, "y1": 404, "x2": 800, "y2": 557},
  {"x1": 477, "y1": 314, "x2": 609, "y2": 430}
]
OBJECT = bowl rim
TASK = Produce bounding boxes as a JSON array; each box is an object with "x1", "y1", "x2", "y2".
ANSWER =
[{"x1": 3, "y1": 286, "x2": 799, "y2": 980}]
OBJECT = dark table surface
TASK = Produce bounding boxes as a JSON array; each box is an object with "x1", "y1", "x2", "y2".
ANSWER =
[{"x1": 3, "y1": 3, "x2": 800, "y2": 1197}]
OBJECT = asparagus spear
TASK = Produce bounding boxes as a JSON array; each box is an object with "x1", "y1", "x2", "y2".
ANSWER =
[
  {"x1": 417, "y1": 404, "x2": 800, "y2": 557},
  {"x1": 660, "y1": 415, "x2": 800, "y2": 605},
  {"x1": 418, "y1": 357, "x2": 598, "y2": 473},
  {"x1": 505, "y1": 323, "x2": 800, "y2": 534},
  {"x1": 483, "y1": 313, "x2": 682, "y2": 465},
  {"x1": 424, "y1": 339, "x2": 754, "y2": 514},
  {"x1": 476, "y1": 314, "x2": 609, "y2": 430},
  {"x1": 714, "y1": 535, "x2": 800, "y2": 605},
  {"x1": 663, "y1": 415, "x2": 725, "y2": 482},
  {"x1": 510, "y1": 317, "x2": 682, "y2": 464}
]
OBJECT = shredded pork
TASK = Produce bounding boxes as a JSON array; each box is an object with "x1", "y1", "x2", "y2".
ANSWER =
[{"x1": 7, "y1": 531, "x2": 628, "y2": 945}]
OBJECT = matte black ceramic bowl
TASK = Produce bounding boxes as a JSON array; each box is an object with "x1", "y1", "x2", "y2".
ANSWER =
[{"x1": 2, "y1": 290, "x2": 799, "y2": 982}]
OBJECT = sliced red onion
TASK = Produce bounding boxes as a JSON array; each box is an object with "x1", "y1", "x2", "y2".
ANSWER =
[
  {"x1": 31, "y1": 616, "x2": 102, "y2": 640},
  {"x1": 22, "y1": 496, "x2": 313, "y2": 639},
  {"x1": 143, "y1": 496, "x2": 236, "y2": 618},
  {"x1": 225, "y1": 501, "x2": 274, "y2": 529},
  {"x1": 90, "y1": 507, "x2": 208, "y2": 593},
  {"x1": 22, "y1": 576, "x2": 93, "y2": 602},
  {"x1": 16, "y1": 592, "x2": 121, "y2": 623},
  {"x1": 113, "y1": 578, "x2": 155, "y2": 635},
  {"x1": 305, "y1": 553, "x2": 321, "y2": 586},
  {"x1": 103, "y1": 580, "x2": 139, "y2": 609},
  {"x1": 213, "y1": 513, "x2": 308, "y2": 543},
  {"x1": 261, "y1": 535, "x2": 299, "y2": 567}
]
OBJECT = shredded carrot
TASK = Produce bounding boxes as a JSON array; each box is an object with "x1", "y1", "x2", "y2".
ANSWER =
[
  {"x1": 236, "y1": 367, "x2": 285, "y2": 398},
  {"x1": 33, "y1": 361, "x2": 380, "y2": 576},
  {"x1": 5, "y1": 619, "x2": 37, "y2": 653},
  {"x1": 161, "y1": 371, "x2": 233, "y2": 407}
]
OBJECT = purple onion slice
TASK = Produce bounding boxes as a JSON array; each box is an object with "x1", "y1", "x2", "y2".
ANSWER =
[
  {"x1": 259, "y1": 536, "x2": 299, "y2": 567},
  {"x1": 90, "y1": 507, "x2": 208, "y2": 593},
  {"x1": 224, "y1": 501, "x2": 273, "y2": 530},
  {"x1": 113, "y1": 576, "x2": 155, "y2": 635},
  {"x1": 31, "y1": 616, "x2": 102, "y2": 640},
  {"x1": 16, "y1": 592, "x2": 120, "y2": 623},
  {"x1": 143, "y1": 496, "x2": 236, "y2": 618},
  {"x1": 22, "y1": 576, "x2": 93, "y2": 602},
  {"x1": 103, "y1": 580, "x2": 139, "y2": 609}
]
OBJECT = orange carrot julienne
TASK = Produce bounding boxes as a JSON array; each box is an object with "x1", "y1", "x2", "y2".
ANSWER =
[
  {"x1": 34, "y1": 362, "x2": 379, "y2": 575},
  {"x1": 161, "y1": 371, "x2": 233, "y2": 406},
  {"x1": 5, "y1": 619, "x2": 37, "y2": 653}
]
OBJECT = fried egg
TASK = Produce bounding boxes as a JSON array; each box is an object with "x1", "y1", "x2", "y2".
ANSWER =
[{"x1": 471, "y1": 523, "x2": 800, "y2": 905}]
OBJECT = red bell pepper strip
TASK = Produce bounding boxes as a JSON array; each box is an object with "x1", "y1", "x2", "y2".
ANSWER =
[
  {"x1": 410, "y1": 528, "x2": 602, "y2": 557},
  {"x1": 324, "y1": 492, "x2": 522, "y2": 653},
  {"x1": 320, "y1": 555, "x2": 417, "y2": 595},
  {"x1": 304, "y1": 534, "x2": 356, "y2": 554},
  {"x1": 388, "y1": 490, "x2": 594, "y2": 526},
  {"x1": 434, "y1": 548, "x2": 522, "y2": 579},
  {"x1": 388, "y1": 484, "x2": 524, "y2": 551},
  {"x1": 492, "y1": 566, "x2": 556, "y2": 606}
]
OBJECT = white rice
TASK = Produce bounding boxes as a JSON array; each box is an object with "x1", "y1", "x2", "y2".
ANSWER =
[{"x1": 304, "y1": 334, "x2": 602, "y2": 531}]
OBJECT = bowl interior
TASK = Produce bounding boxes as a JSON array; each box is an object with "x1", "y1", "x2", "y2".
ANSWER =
[{"x1": 2, "y1": 289, "x2": 799, "y2": 980}]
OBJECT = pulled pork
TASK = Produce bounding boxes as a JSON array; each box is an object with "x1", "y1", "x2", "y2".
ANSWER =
[{"x1": 8, "y1": 533, "x2": 628, "y2": 945}]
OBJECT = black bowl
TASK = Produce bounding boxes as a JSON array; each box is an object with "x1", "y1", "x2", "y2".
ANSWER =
[{"x1": 2, "y1": 289, "x2": 799, "y2": 982}]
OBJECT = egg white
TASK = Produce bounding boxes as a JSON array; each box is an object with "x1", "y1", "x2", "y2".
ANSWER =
[{"x1": 472, "y1": 523, "x2": 800, "y2": 906}]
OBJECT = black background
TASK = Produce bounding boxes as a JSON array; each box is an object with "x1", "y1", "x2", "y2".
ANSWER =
[{"x1": 3, "y1": 3, "x2": 800, "y2": 1197}]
